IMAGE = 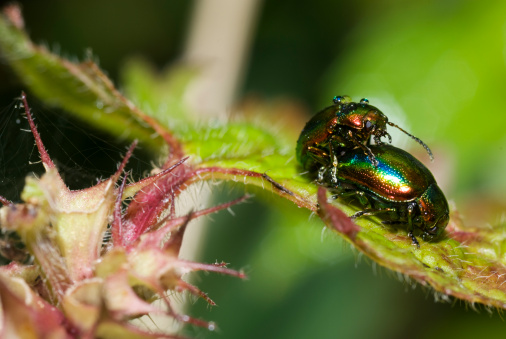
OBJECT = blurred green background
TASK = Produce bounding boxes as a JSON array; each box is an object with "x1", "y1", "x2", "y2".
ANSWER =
[{"x1": 1, "y1": 0, "x2": 506, "y2": 338}]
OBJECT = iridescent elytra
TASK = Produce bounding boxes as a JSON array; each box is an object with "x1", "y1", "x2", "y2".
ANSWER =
[{"x1": 323, "y1": 144, "x2": 449, "y2": 246}]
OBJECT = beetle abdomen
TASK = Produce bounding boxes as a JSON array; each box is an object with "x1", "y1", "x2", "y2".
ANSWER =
[{"x1": 336, "y1": 145, "x2": 435, "y2": 202}]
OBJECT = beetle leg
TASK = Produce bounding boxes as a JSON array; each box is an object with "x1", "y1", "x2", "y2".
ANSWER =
[
  {"x1": 316, "y1": 165, "x2": 333, "y2": 184},
  {"x1": 360, "y1": 144, "x2": 379, "y2": 168},
  {"x1": 333, "y1": 190, "x2": 369, "y2": 206},
  {"x1": 373, "y1": 134, "x2": 383, "y2": 146},
  {"x1": 347, "y1": 130, "x2": 379, "y2": 168},
  {"x1": 327, "y1": 146, "x2": 340, "y2": 184},
  {"x1": 406, "y1": 203, "x2": 420, "y2": 248},
  {"x1": 385, "y1": 132, "x2": 392, "y2": 144},
  {"x1": 317, "y1": 166, "x2": 326, "y2": 183},
  {"x1": 306, "y1": 146, "x2": 329, "y2": 165},
  {"x1": 408, "y1": 231, "x2": 420, "y2": 248},
  {"x1": 329, "y1": 164, "x2": 338, "y2": 184},
  {"x1": 381, "y1": 131, "x2": 392, "y2": 144},
  {"x1": 329, "y1": 148, "x2": 338, "y2": 167},
  {"x1": 350, "y1": 207, "x2": 395, "y2": 219}
]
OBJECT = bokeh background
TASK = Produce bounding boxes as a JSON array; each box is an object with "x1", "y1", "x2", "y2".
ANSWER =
[{"x1": 1, "y1": 1, "x2": 506, "y2": 338}]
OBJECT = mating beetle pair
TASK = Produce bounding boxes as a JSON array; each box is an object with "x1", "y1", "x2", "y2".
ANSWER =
[
  {"x1": 296, "y1": 95, "x2": 433, "y2": 171},
  {"x1": 296, "y1": 96, "x2": 449, "y2": 246}
]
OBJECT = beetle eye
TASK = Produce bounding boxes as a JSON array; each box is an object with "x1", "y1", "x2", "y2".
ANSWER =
[{"x1": 365, "y1": 120, "x2": 372, "y2": 129}]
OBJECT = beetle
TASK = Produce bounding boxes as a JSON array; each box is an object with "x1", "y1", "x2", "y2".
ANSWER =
[
  {"x1": 322, "y1": 144, "x2": 449, "y2": 246},
  {"x1": 296, "y1": 96, "x2": 433, "y2": 172}
]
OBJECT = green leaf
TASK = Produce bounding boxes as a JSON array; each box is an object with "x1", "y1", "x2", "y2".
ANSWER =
[
  {"x1": 120, "y1": 57, "x2": 198, "y2": 126},
  {"x1": 318, "y1": 187, "x2": 506, "y2": 308}
]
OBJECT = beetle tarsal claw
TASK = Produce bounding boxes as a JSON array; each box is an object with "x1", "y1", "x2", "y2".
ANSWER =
[
  {"x1": 350, "y1": 212, "x2": 361, "y2": 219},
  {"x1": 372, "y1": 157, "x2": 379, "y2": 168},
  {"x1": 330, "y1": 166, "x2": 338, "y2": 184},
  {"x1": 408, "y1": 231, "x2": 420, "y2": 248},
  {"x1": 385, "y1": 132, "x2": 392, "y2": 144}
]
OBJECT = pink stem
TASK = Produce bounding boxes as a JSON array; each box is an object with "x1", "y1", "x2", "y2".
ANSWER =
[
  {"x1": 179, "y1": 260, "x2": 247, "y2": 279},
  {"x1": 0, "y1": 196, "x2": 12, "y2": 206},
  {"x1": 111, "y1": 172, "x2": 129, "y2": 246},
  {"x1": 177, "y1": 279, "x2": 216, "y2": 306},
  {"x1": 115, "y1": 140, "x2": 138, "y2": 177},
  {"x1": 21, "y1": 92, "x2": 55, "y2": 170}
]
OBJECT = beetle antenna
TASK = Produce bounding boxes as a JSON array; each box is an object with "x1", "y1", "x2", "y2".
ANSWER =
[{"x1": 387, "y1": 122, "x2": 434, "y2": 161}]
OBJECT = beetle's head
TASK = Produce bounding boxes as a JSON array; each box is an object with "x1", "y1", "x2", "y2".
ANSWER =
[
  {"x1": 333, "y1": 96, "x2": 389, "y2": 138},
  {"x1": 332, "y1": 96, "x2": 434, "y2": 160},
  {"x1": 418, "y1": 184, "x2": 450, "y2": 241},
  {"x1": 363, "y1": 108, "x2": 389, "y2": 141}
]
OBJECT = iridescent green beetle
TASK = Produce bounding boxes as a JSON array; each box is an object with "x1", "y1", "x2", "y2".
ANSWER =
[
  {"x1": 296, "y1": 96, "x2": 433, "y2": 172},
  {"x1": 324, "y1": 144, "x2": 449, "y2": 246}
]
